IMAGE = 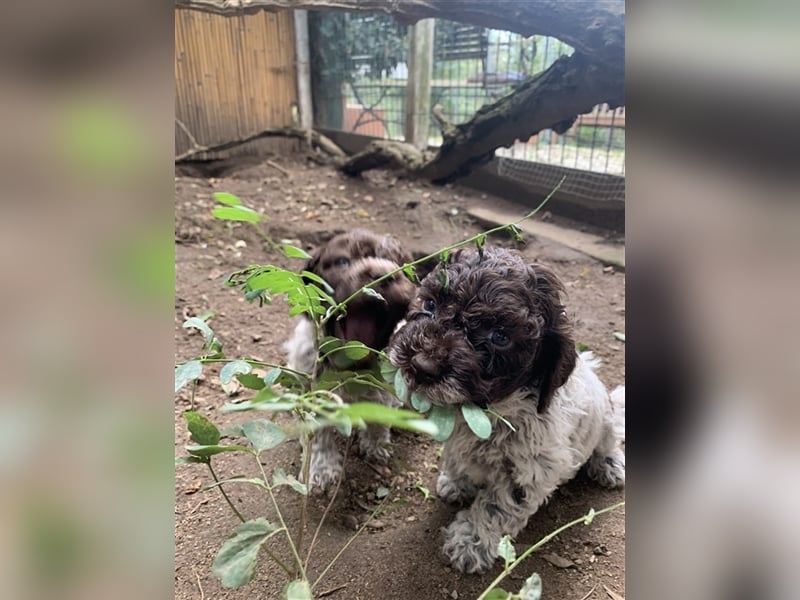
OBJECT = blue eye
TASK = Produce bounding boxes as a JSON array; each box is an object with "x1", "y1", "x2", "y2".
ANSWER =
[
  {"x1": 489, "y1": 330, "x2": 509, "y2": 346},
  {"x1": 423, "y1": 299, "x2": 436, "y2": 314},
  {"x1": 333, "y1": 257, "x2": 351, "y2": 267}
]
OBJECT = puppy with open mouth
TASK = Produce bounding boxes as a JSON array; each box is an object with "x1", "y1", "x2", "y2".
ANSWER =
[
  {"x1": 285, "y1": 229, "x2": 415, "y2": 493},
  {"x1": 389, "y1": 246, "x2": 625, "y2": 574}
]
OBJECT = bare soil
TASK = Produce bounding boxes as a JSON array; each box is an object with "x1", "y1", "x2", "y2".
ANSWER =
[{"x1": 174, "y1": 154, "x2": 625, "y2": 600}]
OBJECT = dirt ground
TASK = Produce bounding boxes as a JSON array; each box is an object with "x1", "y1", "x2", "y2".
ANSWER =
[{"x1": 174, "y1": 154, "x2": 625, "y2": 600}]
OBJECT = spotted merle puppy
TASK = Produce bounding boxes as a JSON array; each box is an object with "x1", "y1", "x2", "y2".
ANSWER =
[
  {"x1": 285, "y1": 229, "x2": 415, "y2": 493},
  {"x1": 389, "y1": 246, "x2": 625, "y2": 573}
]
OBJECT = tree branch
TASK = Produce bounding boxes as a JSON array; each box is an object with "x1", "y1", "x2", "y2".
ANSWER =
[
  {"x1": 175, "y1": 0, "x2": 624, "y2": 67},
  {"x1": 175, "y1": 125, "x2": 346, "y2": 161},
  {"x1": 341, "y1": 53, "x2": 623, "y2": 183}
]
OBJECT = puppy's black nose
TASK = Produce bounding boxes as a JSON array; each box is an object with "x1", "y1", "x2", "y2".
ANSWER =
[{"x1": 411, "y1": 355, "x2": 441, "y2": 382}]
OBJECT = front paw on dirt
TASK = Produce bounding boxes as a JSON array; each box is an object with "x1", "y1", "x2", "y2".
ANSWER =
[{"x1": 441, "y1": 516, "x2": 496, "y2": 574}]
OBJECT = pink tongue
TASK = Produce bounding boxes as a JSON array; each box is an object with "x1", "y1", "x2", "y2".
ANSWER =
[{"x1": 341, "y1": 312, "x2": 378, "y2": 349}]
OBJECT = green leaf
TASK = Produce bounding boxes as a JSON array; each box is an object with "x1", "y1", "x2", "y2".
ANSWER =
[
  {"x1": 518, "y1": 573, "x2": 543, "y2": 600},
  {"x1": 175, "y1": 456, "x2": 206, "y2": 465},
  {"x1": 263, "y1": 367, "x2": 282, "y2": 387},
  {"x1": 220, "y1": 423, "x2": 245, "y2": 438},
  {"x1": 583, "y1": 507, "x2": 596, "y2": 525},
  {"x1": 220, "y1": 360, "x2": 252, "y2": 384},
  {"x1": 462, "y1": 403, "x2": 492, "y2": 439},
  {"x1": 361, "y1": 287, "x2": 385, "y2": 302},
  {"x1": 475, "y1": 233, "x2": 486, "y2": 251},
  {"x1": 414, "y1": 482, "x2": 431, "y2": 500},
  {"x1": 284, "y1": 580, "x2": 312, "y2": 600},
  {"x1": 236, "y1": 373, "x2": 266, "y2": 390},
  {"x1": 440, "y1": 249, "x2": 451, "y2": 263},
  {"x1": 438, "y1": 267, "x2": 449, "y2": 291},
  {"x1": 299, "y1": 270, "x2": 334, "y2": 295},
  {"x1": 184, "y1": 411, "x2": 221, "y2": 445},
  {"x1": 202, "y1": 477, "x2": 268, "y2": 492},
  {"x1": 185, "y1": 444, "x2": 253, "y2": 458},
  {"x1": 376, "y1": 486, "x2": 389, "y2": 499},
  {"x1": 393, "y1": 369, "x2": 409, "y2": 402},
  {"x1": 380, "y1": 359, "x2": 398, "y2": 383},
  {"x1": 212, "y1": 205, "x2": 261, "y2": 223},
  {"x1": 428, "y1": 404, "x2": 456, "y2": 442},
  {"x1": 341, "y1": 341, "x2": 371, "y2": 360},
  {"x1": 175, "y1": 360, "x2": 203, "y2": 393},
  {"x1": 337, "y1": 403, "x2": 438, "y2": 436},
  {"x1": 241, "y1": 419, "x2": 286, "y2": 452},
  {"x1": 272, "y1": 467, "x2": 308, "y2": 495},
  {"x1": 213, "y1": 192, "x2": 242, "y2": 206},
  {"x1": 212, "y1": 518, "x2": 282, "y2": 588},
  {"x1": 403, "y1": 264, "x2": 418, "y2": 282},
  {"x1": 319, "y1": 336, "x2": 342, "y2": 354},
  {"x1": 282, "y1": 244, "x2": 311, "y2": 259},
  {"x1": 182, "y1": 316, "x2": 214, "y2": 340},
  {"x1": 410, "y1": 392, "x2": 432, "y2": 413},
  {"x1": 484, "y1": 589, "x2": 511, "y2": 600},
  {"x1": 509, "y1": 223, "x2": 524, "y2": 242},
  {"x1": 577, "y1": 341, "x2": 590, "y2": 352},
  {"x1": 497, "y1": 535, "x2": 516, "y2": 567}
]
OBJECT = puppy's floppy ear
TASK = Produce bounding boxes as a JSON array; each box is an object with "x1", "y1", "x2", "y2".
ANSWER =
[{"x1": 526, "y1": 264, "x2": 577, "y2": 413}]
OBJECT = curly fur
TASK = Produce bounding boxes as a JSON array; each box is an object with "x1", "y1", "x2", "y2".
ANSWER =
[
  {"x1": 388, "y1": 246, "x2": 625, "y2": 573},
  {"x1": 284, "y1": 229, "x2": 414, "y2": 492}
]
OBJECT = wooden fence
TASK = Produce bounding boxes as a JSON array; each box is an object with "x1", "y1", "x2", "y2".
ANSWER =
[{"x1": 175, "y1": 9, "x2": 299, "y2": 159}]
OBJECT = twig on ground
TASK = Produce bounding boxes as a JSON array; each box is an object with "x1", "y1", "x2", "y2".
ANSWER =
[
  {"x1": 580, "y1": 584, "x2": 597, "y2": 600},
  {"x1": 318, "y1": 583, "x2": 348, "y2": 598},
  {"x1": 192, "y1": 566, "x2": 205, "y2": 600},
  {"x1": 265, "y1": 159, "x2": 291, "y2": 177}
]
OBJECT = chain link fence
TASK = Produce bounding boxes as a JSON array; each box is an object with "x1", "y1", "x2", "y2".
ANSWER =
[{"x1": 308, "y1": 13, "x2": 625, "y2": 179}]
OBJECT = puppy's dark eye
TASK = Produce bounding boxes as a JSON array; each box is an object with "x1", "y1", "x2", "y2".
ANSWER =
[
  {"x1": 489, "y1": 330, "x2": 510, "y2": 346},
  {"x1": 333, "y1": 257, "x2": 351, "y2": 267},
  {"x1": 423, "y1": 299, "x2": 436, "y2": 314}
]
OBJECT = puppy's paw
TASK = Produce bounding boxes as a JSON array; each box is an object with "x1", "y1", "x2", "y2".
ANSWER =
[
  {"x1": 436, "y1": 472, "x2": 478, "y2": 505},
  {"x1": 357, "y1": 436, "x2": 391, "y2": 466},
  {"x1": 308, "y1": 450, "x2": 343, "y2": 493},
  {"x1": 441, "y1": 512, "x2": 496, "y2": 574},
  {"x1": 587, "y1": 449, "x2": 625, "y2": 488}
]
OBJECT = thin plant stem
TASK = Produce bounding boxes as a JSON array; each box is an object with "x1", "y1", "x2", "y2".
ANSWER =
[
  {"x1": 206, "y1": 462, "x2": 246, "y2": 523},
  {"x1": 189, "y1": 379, "x2": 197, "y2": 412},
  {"x1": 326, "y1": 176, "x2": 565, "y2": 326},
  {"x1": 255, "y1": 457, "x2": 307, "y2": 582},
  {"x1": 311, "y1": 492, "x2": 390, "y2": 592},
  {"x1": 259, "y1": 544, "x2": 293, "y2": 576},
  {"x1": 476, "y1": 501, "x2": 625, "y2": 600},
  {"x1": 303, "y1": 437, "x2": 352, "y2": 572},
  {"x1": 293, "y1": 430, "x2": 314, "y2": 572},
  {"x1": 189, "y1": 357, "x2": 310, "y2": 381}
]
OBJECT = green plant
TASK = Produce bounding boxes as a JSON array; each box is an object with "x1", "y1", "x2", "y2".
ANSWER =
[
  {"x1": 176, "y1": 182, "x2": 563, "y2": 597},
  {"x1": 479, "y1": 502, "x2": 625, "y2": 600}
]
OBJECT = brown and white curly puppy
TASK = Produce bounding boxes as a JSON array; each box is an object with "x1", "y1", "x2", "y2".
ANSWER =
[
  {"x1": 389, "y1": 246, "x2": 625, "y2": 573},
  {"x1": 285, "y1": 229, "x2": 415, "y2": 492}
]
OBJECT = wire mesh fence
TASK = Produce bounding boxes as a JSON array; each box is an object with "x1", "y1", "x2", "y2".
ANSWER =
[{"x1": 308, "y1": 13, "x2": 624, "y2": 177}]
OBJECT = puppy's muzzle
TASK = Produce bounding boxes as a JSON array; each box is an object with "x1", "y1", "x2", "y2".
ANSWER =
[{"x1": 410, "y1": 354, "x2": 442, "y2": 383}]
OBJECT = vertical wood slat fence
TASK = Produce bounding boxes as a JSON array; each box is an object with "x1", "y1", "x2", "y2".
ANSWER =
[{"x1": 175, "y1": 9, "x2": 299, "y2": 159}]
